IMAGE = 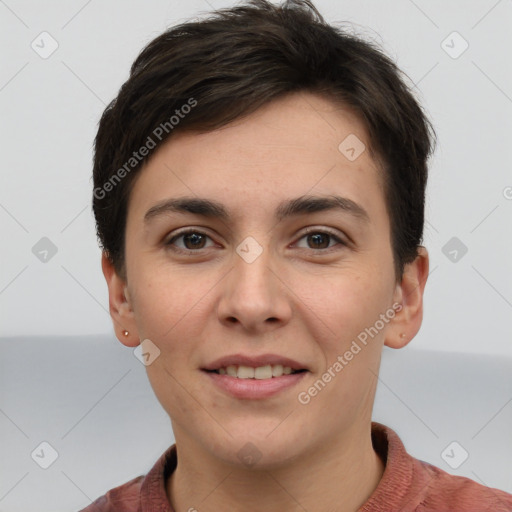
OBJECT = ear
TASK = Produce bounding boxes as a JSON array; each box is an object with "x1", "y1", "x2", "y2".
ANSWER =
[
  {"x1": 101, "y1": 251, "x2": 140, "y2": 347},
  {"x1": 384, "y1": 246, "x2": 429, "y2": 349}
]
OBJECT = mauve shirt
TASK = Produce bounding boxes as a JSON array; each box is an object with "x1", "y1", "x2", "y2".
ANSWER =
[{"x1": 79, "y1": 422, "x2": 512, "y2": 511}]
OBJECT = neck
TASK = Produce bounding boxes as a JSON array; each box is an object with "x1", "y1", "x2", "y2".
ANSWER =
[{"x1": 166, "y1": 422, "x2": 384, "y2": 512}]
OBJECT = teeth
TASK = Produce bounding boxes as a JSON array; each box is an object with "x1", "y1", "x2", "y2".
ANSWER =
[
  {"x1": 237, "y1": 366, "x2": 255, "y2": 379},
  {"x1": 254, "y1": 365, "x2": 272, "y2": 379},
  {"x1": 272, "y1": 364, "x2": 283, "y2": 377},
  {"x1": 216, "y1": 364, "x2": 300, "y2": 379}
]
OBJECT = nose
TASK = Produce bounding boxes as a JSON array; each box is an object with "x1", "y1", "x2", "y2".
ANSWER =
[{"x1": 216, "y1": 241, "x2": 293, "y2": 333}]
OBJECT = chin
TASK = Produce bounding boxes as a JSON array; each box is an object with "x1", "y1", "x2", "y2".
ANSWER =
[{"x1": 206, "y1": 426, "x2": 304, "y2": 470}]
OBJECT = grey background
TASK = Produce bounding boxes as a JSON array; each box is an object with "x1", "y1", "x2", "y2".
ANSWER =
[{"x1": 1, "y1": 0, "x2": 511, "y2": 511}]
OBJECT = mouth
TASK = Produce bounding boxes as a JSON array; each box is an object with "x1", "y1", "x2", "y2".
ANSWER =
[
  {"x1": 201, "y1": 357, "x2": 309, "y2": 399},
  {"x1": 204, "y1": 364, "x2": 307, "y2": 379}
]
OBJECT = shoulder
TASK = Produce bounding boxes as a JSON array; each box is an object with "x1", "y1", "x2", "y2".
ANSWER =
[
  {"x1": 417, "y1": 459, "x2": 512, "y2": 511},
  {"x1": 367, "y1": 422, "x2": 512, "y2": 512},
  {"x1": 76, "y1": 443, "x2": 177, "y2": 511},
  {"x1": 77, "y1": 475, "x2": 145, "y2": 512}
]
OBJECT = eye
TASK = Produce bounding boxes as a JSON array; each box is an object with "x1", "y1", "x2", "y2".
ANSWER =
[
  {"x1": 165, "y1": 227, "x2": 347, "y2": 254},
  {"x1": 295, "y1": 229, "x2": 346, "y2": 251},
  {"x1": 165, "y1": 229, "x2": 215, "y2": 252}
]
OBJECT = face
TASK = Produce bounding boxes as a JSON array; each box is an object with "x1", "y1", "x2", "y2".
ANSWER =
[{"x1": 103, "y1": 91, "x2": 428, "y2": 469}]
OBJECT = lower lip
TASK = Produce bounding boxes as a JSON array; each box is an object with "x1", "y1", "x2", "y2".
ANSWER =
[{"x1": 203, "y1": 370, "x2": 308, "y2": 399}]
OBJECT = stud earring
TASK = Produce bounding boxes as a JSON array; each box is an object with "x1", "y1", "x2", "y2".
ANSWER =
[
  {"x1": 123, "y1": 330, "x2": 129, "y2": 336},
  {"x1": 400, "y1": 333, "x2": 406, "y2": 338}
]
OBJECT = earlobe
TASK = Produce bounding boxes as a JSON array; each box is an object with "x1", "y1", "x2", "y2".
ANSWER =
[
  {"x1": 384, "y1": 246, "x2": 429, "y2": 349},
  {"x1": 101, "y1": 252, "x2": 140, "y2": 347}
]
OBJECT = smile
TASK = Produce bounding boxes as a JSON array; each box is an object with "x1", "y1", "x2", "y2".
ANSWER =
[
  {"x1": 203, "y1": 367, "x2": 308, "y2": 399},
  {"x1": 207, "y1": 364, "x2": 306, "y2": 379}
]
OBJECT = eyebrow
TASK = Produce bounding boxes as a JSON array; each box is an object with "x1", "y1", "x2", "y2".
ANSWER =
[{"x1": 143, "y1": 195, "x2": 370, "y2": 225}]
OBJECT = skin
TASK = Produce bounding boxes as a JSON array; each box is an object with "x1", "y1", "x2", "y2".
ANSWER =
[{"x1": 102, "y1": 91, "x2": 429, "y2": 512}]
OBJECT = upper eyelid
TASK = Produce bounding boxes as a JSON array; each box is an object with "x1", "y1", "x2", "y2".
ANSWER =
[
  {"x1": 166, "y1": 227, "x2": 218, "y2": 244},
  {"x1": 295, "y1": 228, "x2": 347, "y2": 247}
]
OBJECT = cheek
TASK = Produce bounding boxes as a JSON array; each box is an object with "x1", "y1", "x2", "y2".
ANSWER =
[
  {"x1": 133, "y1": 269, "x2": 213, "y2": 417},
  {"x1": 297, "y1": 274, "x2": 386, "y2": 423},
  {"x1": 324, "y1": 277, "x2": 390, "y2": 383},
  {"x1": 299, "y1": 269, "x2": 388, "y2": 346},
  {"x1": 131, "y1": 263, "x2": 214, "y2": 340}
]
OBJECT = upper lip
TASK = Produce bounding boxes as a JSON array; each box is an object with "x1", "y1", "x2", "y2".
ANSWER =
[{"x1": 202, "y1": 354, "x2": 308, "y2": 371}]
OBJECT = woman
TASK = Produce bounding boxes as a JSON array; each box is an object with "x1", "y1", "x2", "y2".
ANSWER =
[{"x1": 84, "y1": 0, "x2": 512, "y2": 510}]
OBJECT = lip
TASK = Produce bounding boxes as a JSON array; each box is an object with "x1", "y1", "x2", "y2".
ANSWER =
[
  {"x1": 203, "y1": 370, "x2": 308, "y2": 399},
  {"x1": 202, "y1": 353, "x2": 308, "y2": 372}
]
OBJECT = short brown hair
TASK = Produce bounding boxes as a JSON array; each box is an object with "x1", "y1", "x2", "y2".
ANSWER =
[{"x1": 92, "y1": 0, "x2": 436, "y2": 282}]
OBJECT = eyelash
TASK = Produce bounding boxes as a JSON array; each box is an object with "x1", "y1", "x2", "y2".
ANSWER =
[{"x1": 165, "y1": 227, "x2": 347, "y2": 254}]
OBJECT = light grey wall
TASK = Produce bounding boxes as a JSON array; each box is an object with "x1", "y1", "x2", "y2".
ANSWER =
[{"x1": 1, "y1": 0, "x2": 511, "y2": 355}]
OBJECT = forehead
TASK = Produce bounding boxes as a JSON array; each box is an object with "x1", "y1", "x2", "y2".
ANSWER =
[{"x1": 127, "y1": 92, "x2": 386, "y2": 226}]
